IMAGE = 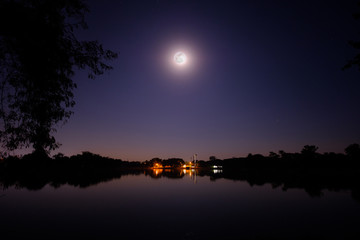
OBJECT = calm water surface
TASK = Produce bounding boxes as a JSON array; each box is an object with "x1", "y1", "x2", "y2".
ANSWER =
[{"x1": 1, "y1": 170, "x2": 360, "y2": 239}]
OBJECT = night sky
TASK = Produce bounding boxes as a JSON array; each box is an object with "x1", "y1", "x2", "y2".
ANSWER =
[{"x1": 53, "y1": 0, "x2": 360, "y2": 161}]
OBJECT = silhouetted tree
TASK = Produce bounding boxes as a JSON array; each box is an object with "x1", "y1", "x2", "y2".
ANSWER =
[
  {"x1": 209, "y1": 156, "x2": 217, "y2": 161},
  {"x1": 0, "y1": 0, "x2": 117, "y2": 155},
  {"x1": 149, "y1": 158, "x2": 162, "y2": 167},
  {"x1": 278, "y1": 150, "x2": 287, "y2": 158},
  {"x1": 163, "y1": 158, "x2": 185, "y2": 167},
  {"x1": 301, "y1": 145, "x2": 319, "y2": 156},
  {"x1": 268, "y1": 151, "x2": 279, "y2": 158},
  {"x1": 53, "y1": 152, "x2": 65, "y2": 160},
  {"x1": 343, "y1": 2, "x2": 360, "y2": 71},
  {"x1": 345, "y1": 143, "x2": 360, "y2": 159}
]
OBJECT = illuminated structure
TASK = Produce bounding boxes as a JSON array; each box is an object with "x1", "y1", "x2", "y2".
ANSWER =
[
  {"x1": 182, "y1": 154, "x2": 198, "y2": 169},
  {"x1": 192, "y1": 154, "x2": 198, "y2": 168},
  {"x1": 153, "y1": 163, "x2": 163, "y2": 169}
]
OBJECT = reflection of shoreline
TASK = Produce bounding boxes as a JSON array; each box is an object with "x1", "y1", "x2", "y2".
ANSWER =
[
  {"x1": 146, "y1": 168, "x2": 200, "y2": 180},
  {"x1": 0, "y1": 163, "x2": 359, "y2": 202}
]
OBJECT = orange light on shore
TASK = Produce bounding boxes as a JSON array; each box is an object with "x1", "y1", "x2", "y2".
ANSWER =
[{"x1": 153, "y1": 163, "x2": 163, "y2": 169}]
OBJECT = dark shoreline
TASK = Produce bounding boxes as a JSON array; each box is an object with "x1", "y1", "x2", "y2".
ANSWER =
[{"x1": 1, "y1": 152, "x2": 359, "y2": 203}]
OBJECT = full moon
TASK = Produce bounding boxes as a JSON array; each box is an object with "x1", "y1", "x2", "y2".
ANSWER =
[{"x1": 174, "y1": 52, "x2": 187, "y2": 65}]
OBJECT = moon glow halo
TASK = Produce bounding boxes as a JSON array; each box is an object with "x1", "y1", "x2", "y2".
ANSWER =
[{"x1": 174, "y1": 52, "x2": 187, "y2": 65}]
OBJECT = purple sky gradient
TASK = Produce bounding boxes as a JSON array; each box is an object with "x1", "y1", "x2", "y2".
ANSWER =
[{"x1": 48, "y1": 0, "x2": 360, "y2": 161}]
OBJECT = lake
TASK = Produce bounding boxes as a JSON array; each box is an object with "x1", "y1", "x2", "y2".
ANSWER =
[{"x1": 1, "y1": 169, "x2": 360, "y2": 239}]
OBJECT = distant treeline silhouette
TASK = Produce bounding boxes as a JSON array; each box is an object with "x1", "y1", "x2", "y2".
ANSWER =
[
  {"x1": 0, "y1": 151, "x2": 142, "y2": 190},
  {"x1": 221, "y1": 144, "x2": 360, "y2": 169},
  {"x1": 0, "y1": 144, "x2": 359, "y2": 202}
]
